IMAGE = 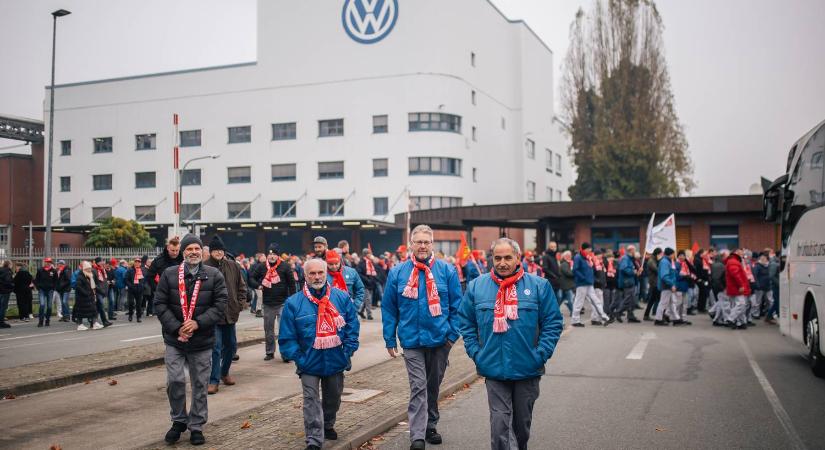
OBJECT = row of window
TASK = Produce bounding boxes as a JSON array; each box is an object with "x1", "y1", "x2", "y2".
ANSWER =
[
  {"x1": 525, "y1": 180, "x2": 564, "y2": 202},
  {"x1": 525, "y1": 139, "x2": 563, "y2": 177},
  {"x1": 58, "y1": 194, "x2": 462, "y2": 224},
  {"x1": 58, "y1": 112, "x2": 467, "y2": 156},
  {"x1": 59, "y1": 157, "x2": 464, "y2": 192}
]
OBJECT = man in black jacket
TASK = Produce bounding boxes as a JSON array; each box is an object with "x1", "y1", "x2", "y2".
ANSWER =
[
  {"x1": 356, "y1": 247, "x2": 378, "y2": 320},
  {"x1": 155, "y1": 233, "x2": 227, "y2": 446},
  {"x1": 249, "y1": 242, "x2": 297, "y2": 361},
  {"x1": 34, "y1": 257, "x2": 58, "y2": 327},
  {"x1": 56, "y1": 260, "x2": 73, "y2": 322},
  {"x1": 541, "y1": 242, "x2": 561, "y2": 298},
  {"x1": 146, "y1": 236, "x2": 183, "y2": 317},
  {"x1": 0, "y1": 261, "x2": 14, "y2": 328}
]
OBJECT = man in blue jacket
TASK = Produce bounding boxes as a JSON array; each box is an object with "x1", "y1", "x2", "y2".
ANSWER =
[
  {"x1": 279, "y1": 258, "x2": 360, "y2": 450},
  {"x1": 459, "y1": 238, "x2": 563, "y2": 450},
  {"x1": 326, "y1": 250, "x2": 365, "y2": 311},
  {"x1": 382, "y1": 224, "x2": 462, "y2": 450},
  {"x1": 571, "y1": 243, "x2": 610, "y2": 327},
  {"x1": 615, "y1": 245, "x2": 641, "y2": 323},
  {"x1": 654, "y1": 248, "x2": 681, "y2": 326}
]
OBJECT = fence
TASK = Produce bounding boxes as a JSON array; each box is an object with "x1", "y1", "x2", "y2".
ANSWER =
[{"x1": 2, "y1": 247, "x2": 163, "y2": 271}]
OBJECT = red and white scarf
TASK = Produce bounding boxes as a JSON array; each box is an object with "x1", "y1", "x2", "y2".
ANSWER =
[
  {"x1": 94, "y1": 264, "x2": 106, "y2": 283},
  {"x1": 177, "y1": 263, "x2": 202, "y2": 342},
  {"x1": 679, "y1": 260, "x2": 691, "y2": 276},
  {"x1": 133, "y1": 265, "x2": 144, "y2": 283},
  {"x1": 743, "y1": 261, "x2": 755, "y2": 283},
  {"x1": 490, "y1": 269, "x2": 525, "y2": 333},
  {"x1": 401, "y1": 255, "x2": 441, "y2": 317},
  {"x1": 262, "y1": 259, "x2": 281, "y2": 288},
  {"x1": 364, "y1": 258, "x2": 377, "y2": 277},
  {"x1": 702, "y1": 255, "x2": 712, "y2": 271},
  {"x1": 329, "y1": 268, "x2": 347, "y2": 292},
  {"x1": 524, "y1": 259, "x2": 540, "y2": 276},
  {"x1": 606, "y1": 259, "x2": 616, "y2": 278},
  {"x1": 303, "y1": 283, "x2": 345, "y2": 349}
]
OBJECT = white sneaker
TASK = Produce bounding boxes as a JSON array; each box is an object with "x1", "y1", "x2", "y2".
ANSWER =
[
  {"x1": 92, "y1": 322, "x2": 104, "y2": 330},
  {"x1": 77, "y1": 323, "x2": 89, "y2": 331}
]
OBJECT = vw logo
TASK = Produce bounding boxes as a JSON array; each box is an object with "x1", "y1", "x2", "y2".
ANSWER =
[{"x1": 342, "y1": 0, "x2": 399, "y2": 44}]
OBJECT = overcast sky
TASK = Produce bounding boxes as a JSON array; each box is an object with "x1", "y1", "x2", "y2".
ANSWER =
[{"x1": 1, "y1": 0, "x2": 823, "y2": 196}]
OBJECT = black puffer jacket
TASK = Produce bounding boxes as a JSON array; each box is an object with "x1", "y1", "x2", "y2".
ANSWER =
[
  {"x1": 154, "y1": 263, "x2": 227, "y2": 352},
  {"x1": 248, "y1": 259, "x2": 297, "y2": 307},
  {"x1": 73, "y1": 275, "x2": 99, "y2": 320},
  {"x1": 541, "y1": 250, "x2": 561, "y2": 289},
  {"x1": 34, "y1": 266, "x2": 58, "y2": 291},
  {"x1": 56, "y1": 267, "x2": 72, "y2": 294},
  {"x1": 0, "y1": 267, "x2": 13, "y2": 295},
  {"x1": 146, "y1": 248, "x2": 183, "y2": 292}
]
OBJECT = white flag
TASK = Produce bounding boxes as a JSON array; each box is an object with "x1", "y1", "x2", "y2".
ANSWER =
[{"x1": 645, "y1": 213, "x2": 677, "y2": 253}]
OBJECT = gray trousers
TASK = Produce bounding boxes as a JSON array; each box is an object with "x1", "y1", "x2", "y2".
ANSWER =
[
  {"x1": 614, "y1": 287, "x2": 637, "y2": 319},
  {"x1": 729, "y1": 295, "x2": 749, "y2": 326},
  {"x1": 485, "y1": 377, "x2": 541, "y2": 450},
  {"x1": 263, "y1": 304, "x2": 283, "y2": 355},
  {"x1": 655, "y1": 290, "x2": 681, "y2": 321},
  {"x1": 300, "y1": 372, "x2": 345, "y2": 447},
  {"x1": 403, "y1": 345, "x2": 452, "y2": 441},
  {"x1": 164, "y1": 345, "x2": 212, "y2": 431},
  {"x1": 572, "y1": 286, "x2": 608, "y2": 323},
  {"x1": 751, "y1": 290, "x2": 774, "y2": 318}
]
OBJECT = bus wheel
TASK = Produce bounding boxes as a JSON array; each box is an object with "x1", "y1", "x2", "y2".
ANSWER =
[{"x1": 806, "y1": 304, "x2": 825, "y2": 378}]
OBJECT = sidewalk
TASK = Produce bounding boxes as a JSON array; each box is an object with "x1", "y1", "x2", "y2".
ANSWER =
[
  {"x1": 142, "y1": 342, "x2": 478, "y2": 450},
  {"x1": 0, "y1": 326, "x2": 264, "y2": 398}
]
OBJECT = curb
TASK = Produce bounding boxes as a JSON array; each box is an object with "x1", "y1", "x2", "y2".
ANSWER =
[
  {"x1": 330, "y1": 368, "x2": 480, "y2": 450},
  {"x1": 1, "y1": 336, "x2": 265, "y2": 398}
]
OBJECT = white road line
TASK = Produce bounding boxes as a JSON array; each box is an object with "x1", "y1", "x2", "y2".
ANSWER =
[
  {"x1": 625, "y1": 332, "x2": 657, "y2": 360},
  {"x1": 120, "y1": 335, "x2": 162, "y2": 342},
  {"x1": 0, "y1": 323, "x2": 130, "y2": 342},
  {"x1": 737, "y1": 335, "x2": 807, "y2": 450}
]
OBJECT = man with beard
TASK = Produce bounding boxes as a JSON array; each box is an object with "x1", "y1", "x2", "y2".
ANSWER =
[
  {"x1": 279, "y1": 258, "x2": 359, "y2": 450},
  {"x1": 146, "y1": 236, "x2": 183, "y2": 317},
  {"x1": 312, "y1": 236, "x2": 328, "y2": 259},
  {"x1": 204, "y1": 235, "x2": 247, "y2": 394},
  {"x1": 155, "y1": 234, "x2": 227, "y2": 446},
  {"x1": 250, "y1": 243, "x2": 297, "y2": 361}
]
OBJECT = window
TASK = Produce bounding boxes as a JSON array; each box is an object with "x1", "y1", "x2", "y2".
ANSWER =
[
  {"x1": 60, "y1": 140, "x2": 71, "y2": 156},
  {"x1": 373, "y1": 115, "x2": 388, "y2": 134},
  {"x1": 135, "y1": 205, "x2": 156, "y2": 222},
  {"x1": 228, "y1": 126, "x2": 251, "y2": 144},
  {"x1": 408, "y1": 157, "x2": 462, "y2": 176},
  {"x1": 135, "y1": 133, "x2": 156, "y2": 150},
  {"x1": 556, "y1": 154, "x2": 562, "y2": 175},
  {"x1": 526, "y1": 139, "x2": 535, "y2": 159},
  {"x1": 472, "y1": 126, "x2": 477, "y2": 142},
  {"x1": 228, "y1": 202, "x2": 251, "y2": 219},
  {"x1": 180, "y1": 130, "x2": 201, "y2": 147},
  {"x1": 471, "y1": 90, "x2": 477, "y2": 105},
  {"x1": 373, "y1": 158, "x2": 388, "y2": 177},
  {"x1": 60, "y1": 176, "x2": 70, "y2": 192},
  {"x1": 319, "y1": 161, "x2": 344, "y2": 179},
  {"x1": 228, "y1": 166, "x2": 252, "y2": 184},
  {"x1": 546, "y1": 149, "x2": 553, "y2": 172},
  {"x1": 272, "y1": 122, "x2": 297, "y2": 140},
  {"x1": 180, "y1": 203, "x2": 201, "y2": 221},
  {"x1": 181, "y1": 169, "x2": 201, "y2": 186},
  {"x1": 135, "y1": 171, "x2": 156, "y2": 189},
  {"x1": 271, "y1": 163, "x2": 297, "y2": 181},
  {"x1": 373, "y1": 197, "x2": 389, "y2": 215},
  {"x1": 319, "y1": 199, "x2": 344, "y2": 217},
  {"x1": 526, "y1": 181, "x2": 536, "y2": 201},
  {"x1": 783, "y1": 124, "x2": 825, "y2": 246},
  {"x1": 0, "y1": 226, "x2": 7, "y2": 250},
  {"x1": 272, "y1": 200, "x2": 297, "y2": 218},
  {"x1": 319, "y1": 119, "x2": 344, "y2": 137},
  {"x1": 472, "y1": 167, "x2": 477, "y2": 183},
  {"x1": 710, "y1": 225, "x2": 739, "y2": 250},
  {"x1": 471, "y1": 52, "x2": 476, "y2": 67},
  {"x1": 93, "y1": 137, "x2": 112, "y2": 153},
  {"x1": 59, "y1": 208, "x2": 70, "y2": 224},
  {"x1": 435, "y1": 240, "x2": 460, "y2": 256},
  {"x1": 410, "y1": 196, "x2": 462, "y2": 211},
  {"x1": 408, "y1": 112, "x2": 462, "y2": 133},
  {"x1": 92, "y1": 207, "x2": 112, "y2": 222},
  {"x1": 92, "y1": 174, "x2": 112, "y2": 191},
  {"x1": 556, "y1": 189, "x2": 563, "y2": 201}
]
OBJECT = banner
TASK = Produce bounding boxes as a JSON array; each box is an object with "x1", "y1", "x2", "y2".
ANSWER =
[{"x1": 645, "y1": 213, "x2": 677, "y2": 253}]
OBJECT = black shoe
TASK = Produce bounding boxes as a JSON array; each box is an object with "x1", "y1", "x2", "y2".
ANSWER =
[
  {"x1": 410, "y1": 440, "x2": 426, "y2": 450},
  {"x1": 572, "y1": 323, "x2": 585, "y2": 328},
  {"x1": 643, "y1": 316, "x2": 652, "y2": 321},
  {"x1": 233, "y1": 354, "x2": 240, "y2": 361},
  {"x1": 137, "y1": 316, "x2": 142, "y2": 323},
  {"x1": 628, "y1": 317, "x2": 641, "y2": 323},
  {"x1": 737, "y1": 324, "x2": 748, "y2": 330},
  {"x1": 615, "y1": 316, "x2": 624, "y2": 323},
  {"x1": 103, "y1": 321, "x2": 112, "y2": 328},
  {"x1": 164, "y1": 421, "x2": 187, "y2": 443},
  {"x1": 682, "y1": 320, "x2": 693, "y2": 326},
  {"x1": 190, "y1": 430, "x2": 205, "y2": 445},
  {"x1": 45, "y1": 319, "x2": 50, "y2": 326},
  {"x1": 654, "y1": 320, "x2": 668, "y2": 326},
  {"x1": 282, "y1": 357, "x2": 292, "y2": 363},
  {"x1": 305, "y1": 446, "x2": 321, "y2": 450},
  {"x1": 0, "y1": 322, "x2": 10, "y2": 328},
  {"x1": 264, "y1": 353, "x2": 274, "y2": 361},
  {"x1": 37, "y1": 318, "x2": 43, "y2": 327},
  {"x1": 324, "y1": 427, "x2": 338, "y2": 440},
  {"x1": 109, "y1": 316, "x2": 117, "y2": 320},
  {"x1": 425, "y1": 428, "x2": 442, "y2": 445},
  {"x1": 128, "y1": 315, "x2": 133, "y2": 322},
  {"x1": 590, "y1": 320, "x2": 603, "y2": 326},
  {"x1": 357, "y1": 310, "x2": 366, "y2": 319},
  {"x1": 255, "y1": 311, "x2": 263, "y2": 318},
  {"x1": 672, "y1": 320, "x2": 687, "y2": 326},
  {"x1": 367, "y1": 315, "x2": 374, "y2": 321}
]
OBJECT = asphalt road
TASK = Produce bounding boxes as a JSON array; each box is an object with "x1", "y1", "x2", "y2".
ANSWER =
[
  {"x1": 376, "y1": 316, "x2": 825, "y2": 450},
  {"x1": 0, "y1": 311, "x2": 262, "y2": 368}
]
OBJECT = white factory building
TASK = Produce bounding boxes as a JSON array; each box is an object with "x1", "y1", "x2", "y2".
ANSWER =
[{"x1": 45, "y1": 0, "x2": 572, "y2": 254}]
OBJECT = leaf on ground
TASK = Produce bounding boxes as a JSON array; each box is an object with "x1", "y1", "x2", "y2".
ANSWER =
[
  {"x1": 3, "y1": 393, "x2": 16, "y2": 400},
  {"x1": 108, "y1": 379, "x2": 118, "y2": 386},
  {"x1": 655, "y1": 427, "x2": 668, "y2": 432},
  {"x1": 240, "y1": 420, "x2": 252, "y2": 429},
  {"x1": 83, "y1": 378, "x2": 91, "y2": 385},
  {"x1": 463, "y1": 383, "x2": 470, "y2": 389}
]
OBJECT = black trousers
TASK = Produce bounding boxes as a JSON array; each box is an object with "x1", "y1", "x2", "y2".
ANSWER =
[
  {"x1": 644, "y1": 285, "x2": 661, "y2": 318},
  {"x1": 697, "y1": 284, "x2": 710, "y2": 312}
]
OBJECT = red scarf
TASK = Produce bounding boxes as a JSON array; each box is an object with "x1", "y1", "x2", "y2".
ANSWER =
[
  {"x1": 679, "y1": 260, "x2": 690, "y2": 276},
  {"x1": 177, "y1": 263, "x2": 202, "y2": 342},
  {"x1": 702, "y1": 255, "x2": 712, "y2": 271},
  {"x1": 743, "y1": 261, "x2": 755, "y2": 283},
  {"x1": 606, "y1": 259, "x2": 616, "y2": 278},
  {"x1": 365, "y1": 258, "x2": 377, "y2": 276},
  {"x1": 94, "y1": 264, "x2": 106, "y2": 282},
  {"x1": 262, "y1": 259, "x2": 282, "y2": 288},
  {"x1": 329, "y1": 268, "x2": 347, "y2": 292},
  {"x1": 133, "y1": 265, "x2": 144, "y2": 283},
  {"x1": 455, "y1": 262, "x2": 465, "y2": 282},
  {"x1": 401, "y1": 255, "x2": 441, "y2": 317},
  {"x1": 593, "y1": 257, "x2": 604, "y2": 271},
  {"x1": 524, "y1": 259, "x2": 540, "y2": 275},
  {"x1": 490, "y1": 269, "x2": 525, "y2": 333},
  {"x1": 302, "y1": 283, "x2": 345, "y2": 349}
]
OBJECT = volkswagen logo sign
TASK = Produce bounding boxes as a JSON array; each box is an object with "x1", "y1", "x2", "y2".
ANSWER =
[{"x1": 342, "y1": 0, "x2": 399, "y2": 44}]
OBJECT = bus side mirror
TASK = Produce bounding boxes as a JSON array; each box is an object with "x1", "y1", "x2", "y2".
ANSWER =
[{"x1": 763, "y1": 188, "x2": 781, "y2": 222}]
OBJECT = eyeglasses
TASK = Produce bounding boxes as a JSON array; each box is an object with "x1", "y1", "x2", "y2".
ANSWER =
[{"x1": 412, "y1": 240, "x2": 433, "y2": 247}]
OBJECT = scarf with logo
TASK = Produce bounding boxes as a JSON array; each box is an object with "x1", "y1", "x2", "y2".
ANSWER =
[
  {"x1": 262, "y1": 259, "x2": 281, "y2": 288},
  {"x1": 302, "y1": 283, "x2": 345, "y2": 349},
  {"x1": 329, "y1": 267, "x2": 347, "y2": 292},
  {"x1": 490, "y1": 268, "x2": 525, "y2": 333},
  {"x1": 364, "y1": 258, "x2": 377, "y2": 277},
  {"x1": 743, "y1": 261, "x2": 755, "y2": 283},
  {"x1": 401, "y1": 255, "x2": 441, "y2": 317}
]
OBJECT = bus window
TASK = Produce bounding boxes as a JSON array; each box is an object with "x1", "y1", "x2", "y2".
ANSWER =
[{"x1": 783, "y1": 125, "x2": 825, "y2": 247}]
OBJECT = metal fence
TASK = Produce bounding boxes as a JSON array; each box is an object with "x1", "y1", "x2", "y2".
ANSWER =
[{"x1": 2, "y1": 247, "x2": 163, "y2": 271}]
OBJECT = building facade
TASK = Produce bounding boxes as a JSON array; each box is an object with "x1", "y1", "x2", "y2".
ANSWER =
[{"x1": 44, "y1": 0, "x2": 572, "y2": 254}]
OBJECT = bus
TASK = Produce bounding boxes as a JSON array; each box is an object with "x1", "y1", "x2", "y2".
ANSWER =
[{"x1": 763, "y1": 118, "x2": 825, "y2": 378}]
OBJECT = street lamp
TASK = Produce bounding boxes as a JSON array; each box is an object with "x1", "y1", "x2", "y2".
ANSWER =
[
  {"x1": 44, "y1": 8, "x2": 71, "y2": 257},
  {"x1": 179, "y1": 154, "x2": 220, "y2": 232}
]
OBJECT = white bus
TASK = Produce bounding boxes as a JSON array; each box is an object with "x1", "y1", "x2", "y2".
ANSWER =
[{"x1": 764, "y1": 118, "x2": 825, "y2": 378}]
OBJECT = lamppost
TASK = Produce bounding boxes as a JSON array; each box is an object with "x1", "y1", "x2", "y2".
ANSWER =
[
  {"x1": 178, "y1": 154, "x2": 220, "y2": 232},
  {"x1": 44, "y1": 8, "x2": 71, "y2": 257}
]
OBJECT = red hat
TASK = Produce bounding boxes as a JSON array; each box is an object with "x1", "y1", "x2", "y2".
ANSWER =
[
  {"x1": 325, "y1": 250, "x2": 341, "y2": 264},
  {"x1": 110, "y1": 258, "x2": 117, "y2": 265},
  {"x1": 396, "y1": 245, "x2": 407, "y2": 254},
  {"x1": 43, "y1": 257, "x2": 53, "y2": 263},
  {"x1": 524, "y1": 250, "x2": 534, "y2": 258},
  {"x1": 471, "y1": 250, "x2": 482, "y2": 259}
]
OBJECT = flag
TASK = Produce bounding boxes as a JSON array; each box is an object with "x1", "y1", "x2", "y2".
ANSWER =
[
  {"x1": 368, "y1": 242, "x2": 373, "y2": 255},
  {"x1": 691, "y1": 241, "x2": 700, "y2": 254},
  {"x1": 645, "y1": 213, "x2": 677, "y2": 253},
  {"x1": 455, "y1": 233, "x2": 471, "y2": 265}
]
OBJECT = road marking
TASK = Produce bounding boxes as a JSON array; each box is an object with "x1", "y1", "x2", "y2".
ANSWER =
[
  {"x1": 0, "y1": 324, "x2": 130, "y2": 342},
  {"x1": 737, "y1": 335, "x2": 807, "y2": 450},
  {"x1": 626, "y1": 332, "x2": 657, "y2": 360},
  {"x1": 121, "y1": 335, "x2": 162, "y2": 342}
]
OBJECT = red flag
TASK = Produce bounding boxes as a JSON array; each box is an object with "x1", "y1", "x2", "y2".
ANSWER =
[
  {"x1": 455, "y1": 233, "x2": 471, "y2": 265},
  {"x1": 368, "y1": 242, "x2": 373, "y2": 254},
  {"x1": 691, "y1": 242, "x2": 700, "y2": 254}
]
